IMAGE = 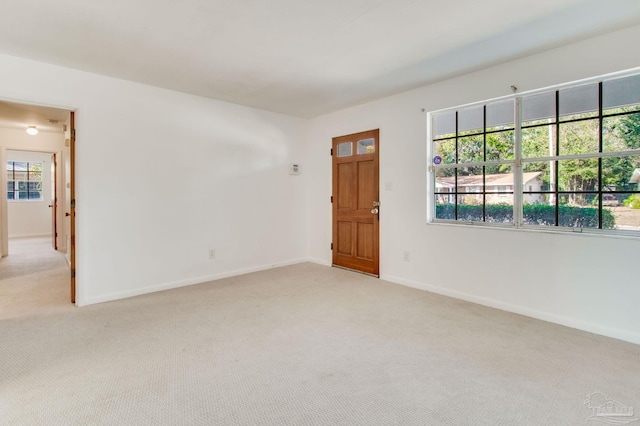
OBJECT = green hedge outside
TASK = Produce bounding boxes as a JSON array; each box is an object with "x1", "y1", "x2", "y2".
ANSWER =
[
  {"x1": 623, "y1": 194, "x2": 640, "y2": 209},
  {"x1": 435, "y1": 203, "x2": 615, "y2": 229}
]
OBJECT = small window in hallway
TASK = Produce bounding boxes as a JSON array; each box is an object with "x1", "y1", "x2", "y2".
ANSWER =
[{"x1": 6, "y1": 161, "x2": 43, "y2": 201}]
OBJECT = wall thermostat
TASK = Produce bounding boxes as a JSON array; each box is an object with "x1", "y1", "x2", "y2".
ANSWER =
[{"x1": 289, "y1": 164, "x2": 300, "y2": 175}]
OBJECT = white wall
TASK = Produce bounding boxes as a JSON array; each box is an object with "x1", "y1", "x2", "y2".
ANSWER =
[
  {"x1": 306, "y1": 24, "x2": 640, "y2": 345},
  {"x1": 0, "y1": 54, "x2": 308, "y2": 306},
  {"x1": 6, "y1": 150, "x2": 53, "y2": 238}
]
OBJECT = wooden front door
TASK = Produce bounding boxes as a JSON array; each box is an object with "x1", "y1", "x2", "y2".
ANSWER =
[{"x1": 332, "y1": 129, "x2": 379, "y2": 276}]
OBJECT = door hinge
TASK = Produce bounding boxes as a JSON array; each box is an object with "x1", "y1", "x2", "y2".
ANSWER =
[
  {"x1": 71, "y1": 128, "x2": 76, "y2": 139},
  {"x1": 330, "y1": 148, "x2": 333, "y2": 156},
  {"x1": 71, "y1": 269, "x2": 76, "y2": 278},
  {"x1": 331, "y1": 243, "x2": 333, "y2": 250},
  {"x1": 330, "y1": 196, "x2": 333, "y2": 203},
  {"x1": 71, "y1": 199, "x2": 76, "y2": 208}
]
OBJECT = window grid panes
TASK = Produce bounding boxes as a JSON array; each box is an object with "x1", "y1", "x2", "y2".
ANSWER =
[
  {"x1": 7, "y1": 161, "x2": 43, "y2": 201},
  {"x1": 432, "y1": 101, "x2": 516, "y2": 225},
  {"x1": 430, "y1": 71, "x2": 640, "y2": 235}
]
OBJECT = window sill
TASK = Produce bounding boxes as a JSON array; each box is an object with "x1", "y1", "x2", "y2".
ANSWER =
[{"x1": 428, "y1": 219, "x2": 640, "y2": 240}]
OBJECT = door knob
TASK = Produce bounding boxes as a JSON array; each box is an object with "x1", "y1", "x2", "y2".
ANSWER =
[
  {"x1": 65, "y1": 212, "x2": 70, "y2": 217},
  {"x1": 371, "y1": 208, "x2": 379, "y2": 214}
]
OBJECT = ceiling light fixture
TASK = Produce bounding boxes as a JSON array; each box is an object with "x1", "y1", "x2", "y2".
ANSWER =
[{"x1": 26, "y1": 126, "x2": 38, "y2": 135}]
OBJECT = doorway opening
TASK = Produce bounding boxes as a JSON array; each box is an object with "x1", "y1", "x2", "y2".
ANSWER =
[{"x1": 0, "y1": 100, "x2": 76, "y2": 306}]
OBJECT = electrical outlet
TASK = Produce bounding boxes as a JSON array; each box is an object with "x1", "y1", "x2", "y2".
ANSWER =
[
  {"x1": 209, "y1": 249, "x2": 216, "y2": 260},
  {"x1": 403, "y1": 251, "x2": 410, "y2": 262}
]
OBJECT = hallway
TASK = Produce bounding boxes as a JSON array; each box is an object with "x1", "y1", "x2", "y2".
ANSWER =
[{"x1": 0, "y1": 237, "x2": 71, "y2": 319}]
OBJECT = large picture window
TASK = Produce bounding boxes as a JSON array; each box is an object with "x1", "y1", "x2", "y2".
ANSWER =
[
  {"x1": 429, "y1": 71, "x2": 640, "y2": 235},
  {"x1": 7, "y1": 161, "x2": 43, "y2": 201}
]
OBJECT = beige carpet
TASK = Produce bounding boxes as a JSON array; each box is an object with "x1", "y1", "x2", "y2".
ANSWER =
[
  {"x1": 1, "y1": 244, "x2": 639, "y2": 425},
  {"x1": 0, "y1": 237, "x2": 70, "y2": 320}
]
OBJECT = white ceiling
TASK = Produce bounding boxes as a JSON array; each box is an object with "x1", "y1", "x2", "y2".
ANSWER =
[
  {"x1": 1, "y1": 0, "x2": 640, "y2": 118},
  {"x1": 0, "y1": 101, "x2": 69, "y2": 134}
]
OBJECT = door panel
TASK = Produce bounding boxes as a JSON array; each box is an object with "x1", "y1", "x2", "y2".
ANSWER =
[
  {"x1": 357, "y1": 161, "x2": 374, "y2": 209},
  {"x1": 337, "y1": 221, "x2": 352, "y2": 255},
  {"x1": 357, "y1": 222, "x2": 374, "y2": 260},
  {"x1": 51, "y1": 153, "x2": 57, "y2": 250},
  {"x1": 337, "y1": 163, "x2": 353, "y2": 209},
  {"x1": 332, "y1": 129, "x2": 379, "y2": 276}
]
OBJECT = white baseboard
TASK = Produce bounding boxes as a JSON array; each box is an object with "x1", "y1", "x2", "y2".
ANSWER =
[
  {"x1": 79, "y1": 258, "x2": 310, "y2": 307},
  {"x1": 9, "y1": 233, "x2": 51, "y2": 239},
  {"x1": 381, "y1": 274, "x2": 640, "y2": 346},
  {"x1": 306, "y1": 257, "x2": 331, "y2": 266}
]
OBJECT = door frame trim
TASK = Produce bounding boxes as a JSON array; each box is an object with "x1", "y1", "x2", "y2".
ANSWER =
[
  {"x1": 69, "y1": 111, "x2": 76, "y2": 303},
  {"x1": 51, "y1": 152, "x2": 58, "y2": 250}
]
